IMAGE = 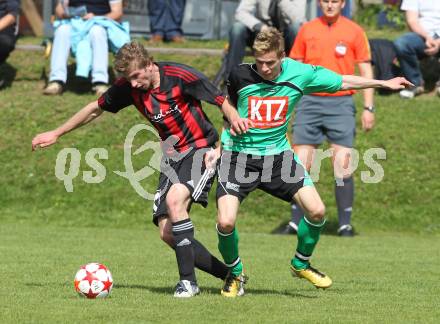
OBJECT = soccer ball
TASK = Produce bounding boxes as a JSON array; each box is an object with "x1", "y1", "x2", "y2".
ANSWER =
[{"x1": 74, "y1": 263, "x2": 113, "y2": 298}]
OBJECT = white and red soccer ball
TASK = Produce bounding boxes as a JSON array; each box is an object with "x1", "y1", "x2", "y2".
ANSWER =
[{"x1": 74, "y1": 263, "x2": 113, "y2": 298}]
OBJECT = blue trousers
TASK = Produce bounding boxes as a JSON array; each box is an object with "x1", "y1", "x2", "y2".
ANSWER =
[
  {"x1": 394, "y1": 32, "x2": 432, "y2": 87},
  {"x1": 49, "y1": 24, "x2": 109, "y2": 84},
  {"x1": 148, "y1": 0, "x2": 186, "y2": 40}
]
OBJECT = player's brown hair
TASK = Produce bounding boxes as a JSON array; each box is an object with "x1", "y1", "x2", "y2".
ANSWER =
[
  {"x1": 114, "y1": 41, "x2": 153, "y2": 76},
  {"x1": 252, "y1": 27, "x2": 285, "y2": 58}
]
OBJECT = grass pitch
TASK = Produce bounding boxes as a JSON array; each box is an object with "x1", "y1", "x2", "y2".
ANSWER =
[{"x1": 1, "y1": 224, "x2": 439, "y2": 323}]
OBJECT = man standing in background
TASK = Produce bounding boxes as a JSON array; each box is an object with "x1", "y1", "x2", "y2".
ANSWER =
[{"x1": 284, "y1": 0, "x2": 375, "y2": 237}]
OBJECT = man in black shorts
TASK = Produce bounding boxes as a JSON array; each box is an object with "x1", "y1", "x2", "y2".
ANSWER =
[
  {"x1": 32, "y1": 41, "x2": 247, "y2": 298},
  {"x1": 215, "y1": 28, "x2": 412, "y2": 297}
]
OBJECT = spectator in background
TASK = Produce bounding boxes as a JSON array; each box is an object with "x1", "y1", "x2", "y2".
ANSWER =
[
  {"x1": 394, "y1": 0, "x2": 440, "y2": 99},
  {"x1": 148, "y1": 0, "x2": 186, "y2": 43},
  {"x1": 317, "y1": 0, "x2": 353, "y2": 18},
  {"x1": 223, "y1": 0, "x2": 307, "y2": 85},
  {"x1": 43, "y1": 0, "x2": 129, "y2": 96},
  {"x1": 283, "y1": 0, "x2": 374, "y2": 237},
  {"x1": 0, "y1": 0, "x2": 20, "y2": 87}
]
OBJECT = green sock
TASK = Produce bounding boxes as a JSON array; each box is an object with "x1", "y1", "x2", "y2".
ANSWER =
[
  {"x1": 217, "y1": 225, "x2": 243, "y2": 276},
  {"x1": 291, "y1": 217, "x2": 325, "y2": 270}
]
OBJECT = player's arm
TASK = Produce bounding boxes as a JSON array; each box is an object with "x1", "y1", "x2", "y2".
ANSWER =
[
  {"x1": 204, "y1": 139, "x2": 222, "y2": 170},
  {"x1": 221, "y1": 97, "x2": 253, "y2": 136},
  {"x1": 182, "y1": 66, "x2": 253, "y2": 135},
  {"x1": 340, "y1": 75, "x2": 413, "y2": 91},
  {"x1": 358, "y1": 62, "x2": 375, "y2": 131},
  {"x1": 31, "y1": 101, "x2": 103, "y2": 151}
]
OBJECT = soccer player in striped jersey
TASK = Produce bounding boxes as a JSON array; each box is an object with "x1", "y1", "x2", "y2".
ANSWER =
[
  {"x1": 32, "y1": 41, "x2": 248, "y2": 298},
  {"x1": 215, "y1": 28, "x2": 412, "y2": 297}
]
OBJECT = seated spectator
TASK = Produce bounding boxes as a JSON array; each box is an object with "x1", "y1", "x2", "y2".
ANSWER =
[
  {"x1": 43, "y1": 0, "x2": 130, "y2": 96},
  {"x1": 223, "y1": 0, "x2": 306, "y2": 85},
  {"x1": 0, "y1": 0, "x2": 20, "y2": 88},
  {"x1": 394, "y1": 0, "x2": 440, "y2": 99},
  {"x1": 148, "y1": 0, "x2": 186, "y2": 43}
]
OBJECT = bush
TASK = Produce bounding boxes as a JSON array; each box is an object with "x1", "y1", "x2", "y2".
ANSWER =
[{"x1": 355, "y1": 3, "x2": 406, "y2": 30}]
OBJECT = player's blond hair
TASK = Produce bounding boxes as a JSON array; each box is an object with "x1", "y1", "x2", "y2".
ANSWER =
[
  {"x1": 114, "y1": 41, "x2": 153, "y2": 76},
  {"x1": 252, "y1": 27, "x2": 285, "y2": 58}
]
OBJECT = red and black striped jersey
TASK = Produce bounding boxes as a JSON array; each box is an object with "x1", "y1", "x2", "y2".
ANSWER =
[{"x1": 98, "y1": 62, "x2": 225, "y2": 152}]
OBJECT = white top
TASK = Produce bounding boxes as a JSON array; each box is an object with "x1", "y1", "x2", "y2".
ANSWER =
[
  {"x1": 235, "y1": 0, "x2": 306, "y2": 31},
  {"x1": 401, "y1": 0, "x2": 440, "y2": 36}
]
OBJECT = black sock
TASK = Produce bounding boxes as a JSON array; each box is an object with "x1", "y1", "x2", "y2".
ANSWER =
[
  {"x1": 335, "y1": 176, "x2": 354, "y2": 227},
  {"x1": 172, "y1": 219, "x2": 196, "y2": 282},
  {"x1": 290, "y1": 203, "x2": 304, "y2": 227},
  {"x1": 192, "y1": 239, "x2": 229, "y2": 280}
]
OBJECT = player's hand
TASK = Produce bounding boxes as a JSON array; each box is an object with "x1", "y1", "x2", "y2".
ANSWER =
[
  {"x1": 229, "y1": 118, "x2": 254, "y2": 136},
  {"x1": 361, "y1": 110, "x2": 375, "y2": 132},
  {"x1": 382, "y1": 77, "x2": 414, "y2": 90},
  {"x1": 31, "y1": 131, "x2": 59, "y2": 151},
  {"x1": 204, "y1": 147, "x2": 221, "y2": 170}
]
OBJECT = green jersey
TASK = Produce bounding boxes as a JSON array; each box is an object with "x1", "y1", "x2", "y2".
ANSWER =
[{"x1": 222, "y1": 58, "x2": 343, "y2": 155}]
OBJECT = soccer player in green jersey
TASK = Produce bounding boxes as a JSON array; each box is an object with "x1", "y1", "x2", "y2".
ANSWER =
[{"x1": 216, "y1": 27, "x2": 412, "y2": 297}]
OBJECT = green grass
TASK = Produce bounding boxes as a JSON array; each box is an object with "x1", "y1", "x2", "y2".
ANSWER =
[{"x1": 1, "y1": 224, "x2": 439, "y2": 323}]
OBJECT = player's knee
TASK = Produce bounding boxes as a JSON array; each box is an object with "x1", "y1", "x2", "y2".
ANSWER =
[
  {"x1": 165, "y1": 185, "x2": 188, "y2": 216},
  {"x1": 217, "y1": 217, "x2": 235, "y2": 234},
  {"x1": 308, "y1": 202, "x2": 326, "y2": 222}
]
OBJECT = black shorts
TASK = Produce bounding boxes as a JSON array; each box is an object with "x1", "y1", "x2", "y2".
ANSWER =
[
  {"x1": 216, "y1": 150, "x2": 313, "y2": 203},
  {"x1": 152, "y1": 147, "x2": 216, "y2": 225}
]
